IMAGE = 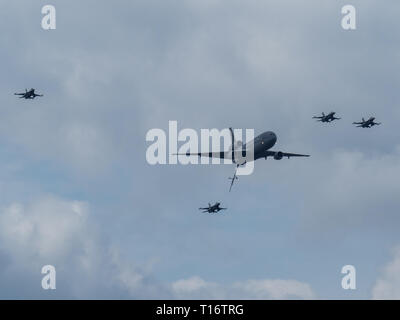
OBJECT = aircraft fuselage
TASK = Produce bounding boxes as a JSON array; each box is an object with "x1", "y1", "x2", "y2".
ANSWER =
[{"x1": 243, "y1": 131, "x2": 277, "y2": 160}]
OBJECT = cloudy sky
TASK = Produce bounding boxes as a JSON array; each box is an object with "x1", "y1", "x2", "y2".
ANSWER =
[{"x1": 0, "y1": 0, "x2": 399, "y2": 299}]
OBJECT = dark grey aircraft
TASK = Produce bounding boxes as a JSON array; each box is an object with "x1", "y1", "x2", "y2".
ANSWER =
[
  {"x1": 353, "y1": 117, "x2": 381, "y2": 128},
  {"x1": 199, "y1": 202, "x2": 227, "y2": 213},
  {"x1": 178, "y1": 128, "x2": 310, "y2": 191},
  {"x1": 14, "y1": 88, "x2": 43, "y2": 99},
  {"x1": 313, "y1": 112, "x2": 341, "y2": 123}
]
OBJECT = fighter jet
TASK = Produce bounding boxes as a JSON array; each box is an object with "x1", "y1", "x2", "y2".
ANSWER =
[
  {"x1": 14, "y1": 88, "x2": 43, "y2": 99},
  {"x1": 353, "y1": 117, "x2": 381, "y2": 128},
  {"x1": 199, "y1": 202, "x2": 227, "y2": 214},
  {"x1": 177, "y1": 128, "x2": 310, "y2": 191},
  {"x1": 312, "y1": 112, "x2": 341, "y2": 123}
]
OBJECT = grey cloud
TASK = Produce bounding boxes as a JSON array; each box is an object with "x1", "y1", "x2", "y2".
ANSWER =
[{"x1": 0, "y1": 0, "x2": 399, "y2": 299}]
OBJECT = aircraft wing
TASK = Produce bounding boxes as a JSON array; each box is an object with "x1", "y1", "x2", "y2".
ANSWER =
[
  {"x1": 175, "y1": 151, "x2": 228, "y2": 159},
  {"x1": 266, "y1": 151, "x2": 310, "y2": 159},
  {"x1": 175, "y1": 149, "x2": 251, "y2": 159},
  {"x1": 14, "y1": 93, "x2": 24, "y2": 95}
]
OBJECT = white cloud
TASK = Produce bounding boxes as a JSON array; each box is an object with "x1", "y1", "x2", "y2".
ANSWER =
[
  {"x1": 172, "y1": 276, "x2": 315, "y2": 300},
  {"x1": 0, "y1": 196, "x2": 316, "y2": 299},
  {"x1": 0, "y1": 196, "x2": 90, "y2": 263},
  {"x1": 172, "y1": 277, "x2": 223, "y2": 299},
  {"x1": 233, "y1": 279, "x2": 315, "y2": 300},
  {"x1": 0, "y1": 196, "x2": 166, "y2": 298},
  {"x1": 372, "y1": 247, "x2": 400, "y2": 299}
]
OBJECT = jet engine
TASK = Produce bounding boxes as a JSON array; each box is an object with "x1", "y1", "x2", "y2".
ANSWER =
[{"x1": 273, "y1": 151, "x2": 283, "y2": 160}]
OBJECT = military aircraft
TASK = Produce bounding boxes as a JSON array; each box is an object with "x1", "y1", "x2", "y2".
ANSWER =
[
  {"x1": 353, "y1": 117, "x2": 381, "y2": 128},
  {"x1": 177, "y1": 128, "x2": 310, "y2": 191},
  {"x1": 14, "y1": 88, "x2": 43, "y2": 99},
  {"x1": 199, "y1": 202, "x2": 227, "y2": 213},
  {"x1": 312, "y1": 112, "x2": 341, "y2": 123}
]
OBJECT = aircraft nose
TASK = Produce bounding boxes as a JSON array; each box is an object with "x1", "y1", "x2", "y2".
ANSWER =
[
  {"x1": 269, "y1": 132, "x2": 277, "y2": 142},
  {"x1": 264, "y1": 131, "x2": 277, "y2": 146}
]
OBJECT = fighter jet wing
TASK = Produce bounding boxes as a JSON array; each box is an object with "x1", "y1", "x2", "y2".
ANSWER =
[{"x1": 265, "y1": 151, "x2": 310, "y2": 159}]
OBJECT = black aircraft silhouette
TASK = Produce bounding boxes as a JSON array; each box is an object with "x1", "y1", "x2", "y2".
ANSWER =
[
  {"x1": 353, "y1": 117, "x2": 381, "y2": 128},
  {"x1": 176, "y1": 128, "x2": 309, "y2": 192},
  {"x1": 312, "y1": 112, "x2": 341, "y2": 123},
  {"x1": 14, "y1": 88, "x2": 43, "y2": 99},
  {"x1": 199, "y1": 202, "x2": 227, "y2": 213}
]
